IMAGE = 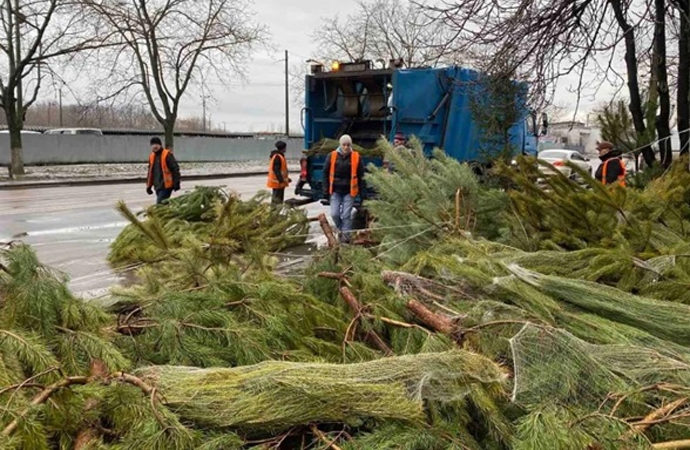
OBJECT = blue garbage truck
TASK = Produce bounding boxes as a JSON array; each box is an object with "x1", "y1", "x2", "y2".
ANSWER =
[{"x1": 296, "y1": 61, "x2": 544, "y2": 201}]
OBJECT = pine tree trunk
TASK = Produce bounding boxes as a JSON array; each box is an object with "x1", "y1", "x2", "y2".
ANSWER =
[
  {"x1": 654, "y1": 0, "x2": 673, "y2": 167},
  {"x1": 74, "y1": 360, "x2": 109, "y2": 449},
  {"x1": 678, "y1": 0, "x2": 690, "y2": 155}
]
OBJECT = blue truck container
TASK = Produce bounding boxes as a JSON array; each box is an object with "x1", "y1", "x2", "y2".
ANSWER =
[{"x1": 297, "y1": 63, "x2": 539, "y2": 201}]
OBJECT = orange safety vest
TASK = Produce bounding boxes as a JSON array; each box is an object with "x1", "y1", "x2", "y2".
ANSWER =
[
  {"x1": 601, "y1": 158, "x2": 626, "y2": 187},
  {"x1": 266, "y1": 153, "x2": 289, "y2": 189},
  {"x1": 328, "y1": 150, "x2": 360, "y2": 197},
  {"x1": 147, "y1": 148, "x2": 174, "y2": 189}
]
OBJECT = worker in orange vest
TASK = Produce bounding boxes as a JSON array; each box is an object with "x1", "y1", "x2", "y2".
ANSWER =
[
  {"x1": 266, "y1": 140, "x2": 291, "y2": 205},
  {"x1": 322, "y1": 134, "x2": 365, "y2": 243},
  {"x1": 594, "y1": 141, "x2": 626, "y2": 187},
  {"x1": 146, "y1": 137, "x2": 181, "y2": 204}
]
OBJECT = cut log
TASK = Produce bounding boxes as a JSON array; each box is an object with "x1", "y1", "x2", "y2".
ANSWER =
[
  {"x1": 318, "y1": 213, "x2": 339, "y2": 248},
  {"x1": 652, "y1": 439, "x2": 690, "y2": 449},
  {"x1": 406, "y1": 299, "x2": 454, "y2": 335},
  {"x1": 339, "y1": 286, "x2": 393, "y2": 355},
  {"x1": 632, "y1": 396, "x2": 688, "y2": 432},
  {"x1": 339, "y1": 286, "x2": 363, "y2": 314},
  {"x1": 74, "y1": 360, "x2": 110, "y2": 449}
]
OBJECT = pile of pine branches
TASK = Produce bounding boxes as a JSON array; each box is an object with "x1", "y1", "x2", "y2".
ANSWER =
[
  {"x1": 109, "y1": 187, "x2": 310, "y2": 271},
  {"x1": 0, "y1": 242, "x2": 507, "y2": 449},
  {"x1": 4, "y1": 144, "x2": 690, "y2": 449},
  {"x1": 302, "y1": 143, "x2": 690, "y2": 448}
]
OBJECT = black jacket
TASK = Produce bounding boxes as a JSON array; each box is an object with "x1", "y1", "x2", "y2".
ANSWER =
[
  {"x1": 151, "y1": 150, "x2": 181, "y2": 190},
  {"x1": 594, "y1": 151, "x2": 625, "y2": 185},
  {"x1": 323, "y1": 150, "x2": 366, "y2": 196},
  {"x1": 270, "y1": 150, "x2": 286, "y2": 184}
]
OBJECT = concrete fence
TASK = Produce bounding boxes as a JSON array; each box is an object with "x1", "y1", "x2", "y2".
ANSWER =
[{"x1": 0, "y1": 135, "x2": 305, "y2": 165}]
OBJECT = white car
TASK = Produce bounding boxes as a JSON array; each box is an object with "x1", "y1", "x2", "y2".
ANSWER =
[
  {"x1": 0, "y1": 129, "x2": 40, "y2": 134},
  {"x1": 44, "y1": 128, "x2": 103, "y2": 136},
  {"x1": 537, "y1": 149, "x2": 592, "y2": 178}
]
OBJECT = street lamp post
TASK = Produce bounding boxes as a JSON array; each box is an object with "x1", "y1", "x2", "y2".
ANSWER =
[{"x1": 284, "y1": 49, "x2": 289, "y2": 137}]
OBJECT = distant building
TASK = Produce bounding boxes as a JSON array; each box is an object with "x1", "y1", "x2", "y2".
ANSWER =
[
  {"x1": 539, "y1": 121, "x2": 601, "y2": 156},
  {"x1": 542, "y1": 120, "x2": 687, "y2": 156}
]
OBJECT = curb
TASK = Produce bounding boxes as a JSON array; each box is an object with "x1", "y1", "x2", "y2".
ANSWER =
[{"x1": 0, "y1": 171, "x2": 269, "y2": 190}]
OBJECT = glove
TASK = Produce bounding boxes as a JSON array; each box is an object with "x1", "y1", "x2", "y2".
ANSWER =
[{"x1": 146, "y1": 187, "x2": 153, "y2": 195}]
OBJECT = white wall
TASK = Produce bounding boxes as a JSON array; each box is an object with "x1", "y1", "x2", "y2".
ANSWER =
[{"x1": 0, "y1": 135, "x2": 304, "y2": 165}]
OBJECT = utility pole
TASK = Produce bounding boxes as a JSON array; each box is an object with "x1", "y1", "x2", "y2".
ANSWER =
[
  {"x1": 284, "y1": 49, "x2": 289, "y2": 137},
  {"x1": 59, "y1": 88, "x2": 63, "y2": 127}
]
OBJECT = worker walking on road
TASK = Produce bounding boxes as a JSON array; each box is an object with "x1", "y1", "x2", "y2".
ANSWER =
[
  {"x1": 323, "y1": 134, "x2": 365, "y2": 243},
  {"x1": 594, "y1": 141, "x2": 626, "y2": 187},
  {"x1": 267, "y1": 140, "x2": 290, "y2": 205},
  {"x1": 146, "y1": 137, "x2": 181, "y2": 204}
]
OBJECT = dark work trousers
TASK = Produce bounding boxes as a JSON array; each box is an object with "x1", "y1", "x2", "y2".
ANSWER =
[
  {"x1": 156, "y1": 188, "x2": 173, "y2": 204},
  {"x1": 271, "y1": 188, "x2": 285, "y2": 205}
]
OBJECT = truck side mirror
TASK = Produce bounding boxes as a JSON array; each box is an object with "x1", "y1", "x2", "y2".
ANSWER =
[
  {"x1": 530, "y1": 111, "x2": 538, "y2": 137},
  {"x1": 540, "y1": 113, "x2": 549, "y2": 136}
]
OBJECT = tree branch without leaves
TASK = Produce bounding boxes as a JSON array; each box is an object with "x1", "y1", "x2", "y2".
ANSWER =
[
  {"x1": 82, "y1": 0, "x2": 265, "y2": 149},
  {"x1": 0, "y1": 0, "x2": 113, "y2": 175}
]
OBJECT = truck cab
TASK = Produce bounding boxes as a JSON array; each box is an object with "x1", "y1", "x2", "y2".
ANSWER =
[{"x1": 297, "y1": 62, "x2": 539, "y2": 201}]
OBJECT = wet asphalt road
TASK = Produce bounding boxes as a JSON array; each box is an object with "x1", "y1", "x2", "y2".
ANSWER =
[{"x1": 0, "y1": 175, "x2": 324, "y2": 297}]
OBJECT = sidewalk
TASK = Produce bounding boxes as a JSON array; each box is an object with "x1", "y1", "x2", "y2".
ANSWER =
[{"x1": 0, "y1": 161, "x2": 300, "y2": 189}]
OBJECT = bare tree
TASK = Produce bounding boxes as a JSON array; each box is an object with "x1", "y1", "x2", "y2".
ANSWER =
[
  {"x1": 312, "y1": 0, "x2": 463, "y2": 68},
  {"x1": 84, "y1": 0, "x2": 264, "y2": 148},
  {"x1": 423, "y1": 0, "x2": 670, "y2": 166},
  {"x1": 0, "y1": 0, "x2": 105, "y2": 176},
  {"x1": 609, "y1": 0, "x2": 657, "y2": 166}
]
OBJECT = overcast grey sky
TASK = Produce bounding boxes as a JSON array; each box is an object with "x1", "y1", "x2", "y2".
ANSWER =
[
  {"x1": 185, "y1": 0, "x2": 360, "y2": 133},
  {"x1": 49, "y1": 0, "x2": 618, "y2": 133},
  {"x1": 190, "y1": 0, "x2": 619, "y2": 132}
]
